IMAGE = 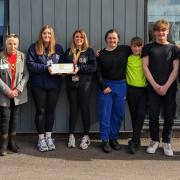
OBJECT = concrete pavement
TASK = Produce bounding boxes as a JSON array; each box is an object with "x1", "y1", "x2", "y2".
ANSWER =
[{"x1": 0, "y1": 136, "x2": 180, "y2": 180}]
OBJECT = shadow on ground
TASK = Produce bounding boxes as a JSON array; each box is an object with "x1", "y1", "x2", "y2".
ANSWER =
[{"x1": 6, "y1": 135, "x2": 180, "y2": 161}]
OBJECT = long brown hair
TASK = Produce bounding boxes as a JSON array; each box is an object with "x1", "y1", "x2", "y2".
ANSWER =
[
  {"x1": 35, "y1": 25, "x2": 55, "y2": 57},
  {"x1": 70, "y1": 29, "x2": 89, "y2": 54}
]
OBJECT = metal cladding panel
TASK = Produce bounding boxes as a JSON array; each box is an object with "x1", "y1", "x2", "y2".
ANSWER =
[{"x1": 9, "y1": 0, "x2": 145, "y2": 132}]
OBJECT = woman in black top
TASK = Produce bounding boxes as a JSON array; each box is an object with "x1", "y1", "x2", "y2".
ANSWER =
[
  {"x1": 65, "y1": 29, "x2": 96, "y2": 150},
  {"x1": 96, "y1": 29, "x2": 131, "y2": 153}
]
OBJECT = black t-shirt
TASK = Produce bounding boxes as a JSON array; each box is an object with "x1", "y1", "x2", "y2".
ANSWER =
[
  {"x1": 96, "y1": 45, "x2": 131, "y2": 90},
  {"x1": 142, "y1": 42, "x2": 180, "y2": 85}
]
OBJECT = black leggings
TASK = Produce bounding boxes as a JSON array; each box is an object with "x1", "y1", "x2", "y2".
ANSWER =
[
  {"x1": 31, "y1": 87, "x2": 60, "y2": 134},
  {"x1": 127, "y1": 85, "x2": 147, "y2": 143},
  {"x1": 67, "y1": 83, "x2": 92, "y2": 135},
  {"x1": 0, "y1": 100, "x2": 20, "y2": 135}
]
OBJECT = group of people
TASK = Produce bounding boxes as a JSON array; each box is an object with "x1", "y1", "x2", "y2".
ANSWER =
[{"x1": 0, "y1": 19, "x2": 180, "y2": 157}]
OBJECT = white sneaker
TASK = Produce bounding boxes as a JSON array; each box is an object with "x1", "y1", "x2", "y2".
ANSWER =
[
  {"x1": 38, "y1": 138, "x2": 48, "y2": 152},
  {"x1": 146, "y1": 141, "x2": 159, "y2": 154},
  {"x1": 162, "y1": 143, "x2": 174, "y2": 156},
  {"x1": 68, "y1": 134, "x2": 76, "y2": 148},
  {"x1": 80, "y1": 135, "x2": 90, "y2": 150},
  {"x1": 46, "y1": 137, "x2": 55, "y2": 151}
]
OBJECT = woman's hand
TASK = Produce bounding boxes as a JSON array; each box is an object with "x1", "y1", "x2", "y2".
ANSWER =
[
  {"x1": 7, "y1": 90, "x2": 14, "y2": 98},
  {"x1": 12, "y1": 89, "x2": 21, "y2": 97},
  {"x1": 103, "y1": 87, "x2": 112, "y2": 94},
  {"x1": 7, "y1": 89, "x2": 21, "y2": 98},
  {"x1": 71, "y1": 66, "x2": 79, "y2": 75},
  {"x1": 96, "y1": 50, "x2": 100, "y2": 57},
  {"x1": 48, "y1": 66, "x2": 53, "y2": 74}
]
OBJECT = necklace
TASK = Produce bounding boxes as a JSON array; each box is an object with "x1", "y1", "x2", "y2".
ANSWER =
[{"x1": 10, "y1": 63, "x2": 16, "y2": 71}]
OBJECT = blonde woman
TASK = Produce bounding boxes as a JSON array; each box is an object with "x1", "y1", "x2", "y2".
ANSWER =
[
  {"x1": 65, "y1": 29, "x2": 96, "y2": 149},
  {"x1": 0, "y1": 34, "x2": 29, "y2": 156},
  {"x1": 27, "y1": 25, "x2": 64, "y2": 152}
]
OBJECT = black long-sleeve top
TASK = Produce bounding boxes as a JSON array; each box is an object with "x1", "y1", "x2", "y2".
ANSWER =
[
  {"x1": 65, "y1": 47, "x2": 97, "y2": 87},
  {"x1": 96, "y1": 45, "x2": 131, "y2": 91}
]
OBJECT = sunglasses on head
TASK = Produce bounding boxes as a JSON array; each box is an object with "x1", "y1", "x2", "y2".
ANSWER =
[{"x1": 6, "y1": 34, "x2": 19, "y2": 39}]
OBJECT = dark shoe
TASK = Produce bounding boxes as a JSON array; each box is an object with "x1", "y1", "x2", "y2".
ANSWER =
[
  {"x1": 8, "y1": 134, "x2": 20, "y2": 153},
  {"x1": 135, "y1": 140, "x2": 141, "y2": 150},
  {"x1": 102, "y1": 141, "x2": 112, "y2": 153},
  {"x1": 128, "y1": 140, "x2": 140, "y2": 154},
  {"x1": 109, "y1": 140, "x2": 121, "y2": 150},
  {"x1": 0, "y1": 134, "x2": 8, "y2": 156},
  {"x1": 128, "y1": 140, "x2": 136, "y2": 154}
]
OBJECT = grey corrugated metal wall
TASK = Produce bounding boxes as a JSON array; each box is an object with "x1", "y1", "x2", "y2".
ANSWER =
[{"x1": 9, "y1": 0, "x2": 145, "y2": 133}]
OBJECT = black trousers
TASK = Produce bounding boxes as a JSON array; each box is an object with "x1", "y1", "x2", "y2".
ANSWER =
[
  {"x1": 31, "y1": 87, "x2": 60, "y2": 134},
  {"x1": 148, "y1": 84, "x2": 177, "y2": 143},
  {"x1": 127, "y1": 85, "x2": 147, "y2": 143},
  {"x1": 0, "y1": 99, "x2": 20, "y2": 135},
  {"x1": 67, "y1": 82, "x2": 92, "y2": 135}
]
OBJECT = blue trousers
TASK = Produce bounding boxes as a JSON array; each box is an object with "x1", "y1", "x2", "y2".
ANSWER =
[{"x1": 98, "y1": 80, "x2": 127, "y2": 141}]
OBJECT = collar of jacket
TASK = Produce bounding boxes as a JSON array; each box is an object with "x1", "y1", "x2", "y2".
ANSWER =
[
  {"x1": 0, "y1": 50, "x2": 24, "y2": 81},
  {"x1": 0, "y1": 50, "x2": 23, "y2": 64}
]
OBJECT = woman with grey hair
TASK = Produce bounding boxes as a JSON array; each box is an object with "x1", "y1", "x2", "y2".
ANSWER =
[{"x1": 0, "y1": 34, "x2": 29, "y2": 156}]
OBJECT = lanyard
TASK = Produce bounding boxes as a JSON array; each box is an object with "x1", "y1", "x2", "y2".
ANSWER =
[{"x1": 72, "y1": 48, "x2": 81, "y2": 64}]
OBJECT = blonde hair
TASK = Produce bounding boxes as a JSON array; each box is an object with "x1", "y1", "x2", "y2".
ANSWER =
[
  {"x1": 35, "y1": 25, "x2": 55, "y2": 57},
  {"x1": 70, "y1": 29, "x2": 89, "y2": 54},
  {"x1": 153, "y1": 19, "x2": 170, "y2": 31}
]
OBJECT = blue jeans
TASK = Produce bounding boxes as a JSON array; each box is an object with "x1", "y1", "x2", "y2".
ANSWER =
[{"x1": 98, "y1": 80, "x2": 127, "y2": 141}]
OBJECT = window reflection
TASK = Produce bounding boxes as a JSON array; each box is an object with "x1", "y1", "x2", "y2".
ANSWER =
[
  {"x1": 148, "y1": 0, "x2": 180, "y2": 45},
  {"x1": 0, "y1": 0, "x2": 4, "y2": 51}
]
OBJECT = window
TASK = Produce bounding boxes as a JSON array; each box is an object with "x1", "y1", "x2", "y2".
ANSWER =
[
  {"x1": 147, "y1": 0, "x2": 180, "y2": 45},
  {"x1": 0, "y1": 0, "x2": 4, "y2": 50}
]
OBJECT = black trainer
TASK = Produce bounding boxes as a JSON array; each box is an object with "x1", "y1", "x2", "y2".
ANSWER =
[
  {"x1": 102, "y1": 141, "x2": 112, "y2": 153},
  {"x1": 128, "y1": 140, "x2": 136, "y2": 154},
  {"x1": 109, "y1": 140, "x2": 121, "y2": 150},
  {"x1": 128, "y1": 140, "x2": 140, "y2": 154}
]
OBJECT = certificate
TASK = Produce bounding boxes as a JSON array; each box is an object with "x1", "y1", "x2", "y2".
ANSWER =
[{"x1": 51, "y1": 63, "x2": 74, "y2": 74}]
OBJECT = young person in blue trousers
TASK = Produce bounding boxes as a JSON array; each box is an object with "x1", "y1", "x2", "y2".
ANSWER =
[
  {"x1": 96, "y1": 29, "x2": 131, "y2": 153},
  {"x1": 27, "y1": 25, "x2": 64, "y2": 152}
]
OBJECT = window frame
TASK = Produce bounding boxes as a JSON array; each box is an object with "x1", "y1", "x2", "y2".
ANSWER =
[
  {"x1": 0, "y1": 0, "x2": 9, "y2": 50},
  {"x1": 4, "y1": 0, "x2": 9, "y2": 36},
  {"x1": 144, "y1": 0, "x2": 148, "y2": 44}
]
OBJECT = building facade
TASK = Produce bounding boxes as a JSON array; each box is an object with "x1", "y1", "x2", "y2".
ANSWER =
[{"x1": 0, "y1": 0, "x2": 180, "y2": 132}]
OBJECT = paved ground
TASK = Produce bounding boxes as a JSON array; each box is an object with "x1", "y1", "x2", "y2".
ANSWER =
[{"x1": 0, "y1": 136, "x2": 180, "y2": 180}]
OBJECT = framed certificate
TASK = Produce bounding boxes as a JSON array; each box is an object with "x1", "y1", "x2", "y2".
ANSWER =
[{"x1": 51, "y1": 63, "x2": 74, "y2": 74}]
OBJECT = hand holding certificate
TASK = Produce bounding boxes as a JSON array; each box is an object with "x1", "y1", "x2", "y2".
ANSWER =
[{"x1": 51, "y1": 63, "x2": 74, "y2": 74}]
